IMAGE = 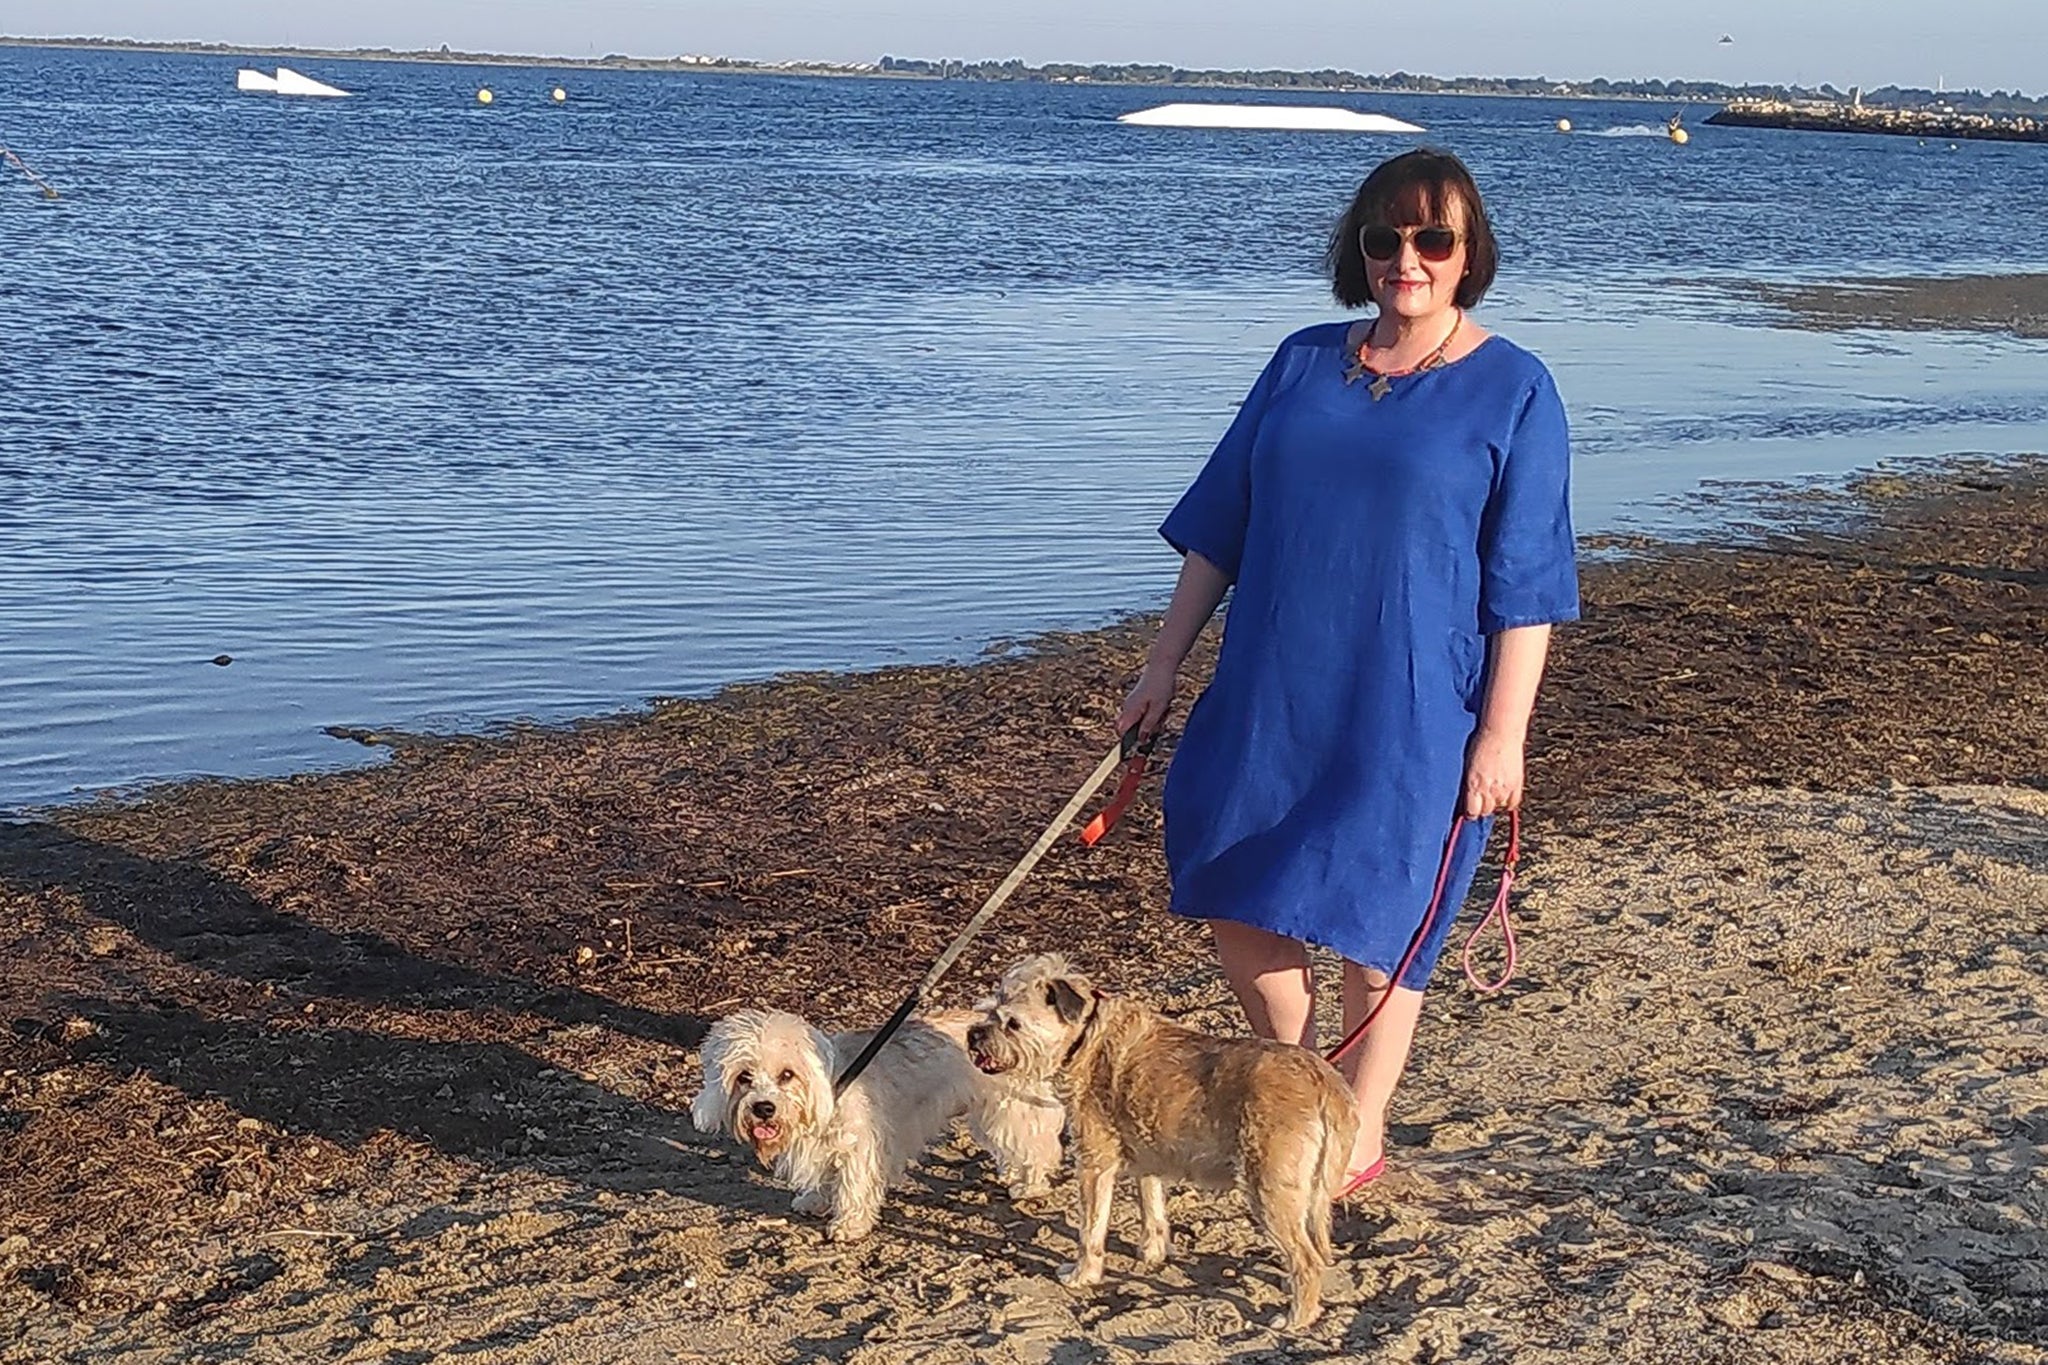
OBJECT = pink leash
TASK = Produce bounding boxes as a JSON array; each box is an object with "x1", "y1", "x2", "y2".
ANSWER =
[{"x1": 1323, "y1": 808, "x2": 1521, "y2": 1067}]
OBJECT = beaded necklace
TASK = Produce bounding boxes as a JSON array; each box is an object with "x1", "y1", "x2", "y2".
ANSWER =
[{"x1": 1343, "y1": 309, "x2": 1464, "y2": 400}]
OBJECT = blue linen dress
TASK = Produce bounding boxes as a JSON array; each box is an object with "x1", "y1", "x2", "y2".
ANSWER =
[{"x1": 1158, "y1": 322, "x2": 1579, "y2": 988}]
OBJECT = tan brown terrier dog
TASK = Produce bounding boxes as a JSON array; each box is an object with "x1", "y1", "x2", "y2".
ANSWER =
[{"x1": 966, "y1": 954, "x2": 1357, "y2": 1329}]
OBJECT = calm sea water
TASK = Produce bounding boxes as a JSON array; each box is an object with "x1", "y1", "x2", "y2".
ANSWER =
[{"x1": 3, "y1": 47, "x2": 2046, "y2": 809}]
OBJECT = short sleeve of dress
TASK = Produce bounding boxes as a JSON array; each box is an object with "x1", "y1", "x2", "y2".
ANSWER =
[
  {"x1": 1477, "y1": 368, "x2": 1580, "y2": 633},
  {"x1": 1158, "y1": 347, "x2": 1287, "y2": 582}
]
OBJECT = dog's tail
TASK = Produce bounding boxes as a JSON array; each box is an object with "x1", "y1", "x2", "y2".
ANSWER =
[
  {"x1": 1310, "y1": 1075, "x2": 1356, "y2": 1265},
  {"x1": 1316, "y1": 1077, "x2": 1354, "y2": 1206}
]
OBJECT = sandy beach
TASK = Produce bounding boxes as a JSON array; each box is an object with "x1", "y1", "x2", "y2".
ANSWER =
[{"x1": 1, "y1": 453, "x2": 2044, "y2": 1363}]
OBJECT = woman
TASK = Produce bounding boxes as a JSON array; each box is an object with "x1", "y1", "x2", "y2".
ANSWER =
[{"x1": 1117, "y1": 149, "x2": 1578, "y2": 1196}]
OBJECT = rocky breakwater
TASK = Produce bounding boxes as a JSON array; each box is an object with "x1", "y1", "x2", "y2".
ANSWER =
[{"x1": 1707, "y1": 97, "x2": 2048, "y2": 144}]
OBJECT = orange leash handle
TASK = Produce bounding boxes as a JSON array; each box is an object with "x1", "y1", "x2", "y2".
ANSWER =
[{"x1": 1077, "y1": 725, "x2": 1156, "y2": 847}]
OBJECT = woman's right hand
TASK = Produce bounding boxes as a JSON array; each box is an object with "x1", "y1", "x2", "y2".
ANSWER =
[{"x1": 1117, "y1": 665, "x2": 1176, "y2": 743}]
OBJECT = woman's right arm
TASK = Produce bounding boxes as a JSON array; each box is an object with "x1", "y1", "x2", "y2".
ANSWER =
[{"x1": 1117, "y1": 551, "x2": 1233, "y2": 740}]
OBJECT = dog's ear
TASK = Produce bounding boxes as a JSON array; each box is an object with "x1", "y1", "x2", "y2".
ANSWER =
[
  {"x1": 1046, "y1": 977, "x2": 1091, "y2": 1025},
  {"x1": 802, "y1": 1022, "x2": 839, "y2": 1123},
  {"x1": 688, "y1": 1069, "x2": 727, "y2": 1134},
  {"x1": 688, "y1": 1020, "x2": 736, "y2": 1134}
]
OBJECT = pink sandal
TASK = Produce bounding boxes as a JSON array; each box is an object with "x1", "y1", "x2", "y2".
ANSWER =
[{"x1": 1336, "y1": 1156, "x2": 1387, "y2": 1200}]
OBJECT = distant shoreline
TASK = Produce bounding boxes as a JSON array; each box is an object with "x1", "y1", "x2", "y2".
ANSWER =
[
  {"x1": 0, "y1": 35, "x2": 1654, "y2": 103},
  {"x1": 0, "y1": 33, "x2": 1637, "y2": 99},
  {"x1": 6, "y1": 35, "x2": 2040, "y2": 112}
]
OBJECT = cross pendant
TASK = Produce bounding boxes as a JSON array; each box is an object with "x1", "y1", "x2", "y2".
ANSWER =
[{"x1": 1368, "y1": 374, "x2": 1392, "y2": 401}]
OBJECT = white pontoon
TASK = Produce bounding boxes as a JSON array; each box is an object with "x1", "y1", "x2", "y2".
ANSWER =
[
  {"x1": 1118, "y1": 103, "x2": 1423, "y2": 133},
  {"x1": 236, "y1": 67, "x2": 351, "y2": 98}
]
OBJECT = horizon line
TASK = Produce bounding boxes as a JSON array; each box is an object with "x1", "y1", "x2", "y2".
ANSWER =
[{"x1": 0, "y1": 33, "x2": 2039, "y2": 103}]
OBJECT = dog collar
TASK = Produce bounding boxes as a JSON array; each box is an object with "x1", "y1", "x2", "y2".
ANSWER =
[{"x1": 1059, "y1": 988, "x2": 1109, "y2": 1070}]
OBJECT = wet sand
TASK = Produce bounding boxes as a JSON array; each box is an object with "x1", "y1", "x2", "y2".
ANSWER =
[
  {"x1": 1758, "y1": 273, "x2": 2048, "y2": 339},
  {"x1": 2, "y1": 458, "x2": 2044, "y2": 1363}
]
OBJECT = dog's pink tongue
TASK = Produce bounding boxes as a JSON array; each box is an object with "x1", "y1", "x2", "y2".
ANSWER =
[{"x1": 750, "y1": 1123, "x2": 778, "y2": 1142}]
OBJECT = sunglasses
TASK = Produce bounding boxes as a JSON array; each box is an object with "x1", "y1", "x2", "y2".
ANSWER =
[{"x1": 1359, "y1": 224, "x2": 1461, "y2": 263}]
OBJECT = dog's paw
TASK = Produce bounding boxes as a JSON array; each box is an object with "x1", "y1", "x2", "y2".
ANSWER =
[
  {"x1": 1055, "y1": 1259, "x2": 1103, "y2": 1289},
  {"x1": 1281, "y1": 1306, "x2": 1324, "y2": 1333},
  {"x1": 1006, "y1": 1177, "x2": 1053, "y2": 1203},
  {"x1": 825, "y1": 1216, "x2": 875, "y2": 1244},
  {"x1": 790, "y1": 1188, "x2": 831, "y2": 1218},
  {"x1": 1137, "y1": 1239, "x2": 1170, "y2": 1271}
]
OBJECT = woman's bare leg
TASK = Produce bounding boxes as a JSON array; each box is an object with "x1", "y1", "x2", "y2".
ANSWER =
[
  {"x1": 1207, "y1": 919, "x2": 1315, "y2": 1047},
  {"x1": 1336, "y1": 963, "x2": 1426, "y2": 1173},
  {"x1": 1210, "y1": 921, "x2": 1426, "y2": 1173}
]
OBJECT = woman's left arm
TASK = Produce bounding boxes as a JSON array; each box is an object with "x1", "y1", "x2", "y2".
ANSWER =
[{"x1": 1463, "y1": 624, "x2": 1553, "y2": 817}]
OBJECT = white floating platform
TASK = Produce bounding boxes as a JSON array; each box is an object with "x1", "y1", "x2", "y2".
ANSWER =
[
  {"x1": 275, "y1": 67, "x2": 350, "y2": 97},
  {"x1": 1118, "y1": 102, "x2": 1423, "y2": 133},
  {"x1": 237, "y1": 66, "x2": 351, "y2": 98}
]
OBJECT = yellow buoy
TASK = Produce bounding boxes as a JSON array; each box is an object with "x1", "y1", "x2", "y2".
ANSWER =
[
  {"x1": 1669, "y1": 126, "x2": 1690, "y2": 145},
  {"x1": 552, "y1": 86, "x2": 567, "y2": 104},
  {"x1": 477, "y1": 87, "x2": 494, "y2": 105},
  {"x1": 1555, "y1": 118, "x2": 1572, "y2": 133}
]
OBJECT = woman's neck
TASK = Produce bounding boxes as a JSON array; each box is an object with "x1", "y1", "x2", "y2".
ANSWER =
[{"x1": 1367, "y1": 308, "x2": 1461, "y2": 366}]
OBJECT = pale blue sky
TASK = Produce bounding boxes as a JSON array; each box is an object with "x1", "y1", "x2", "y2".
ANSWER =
[{"x1": 5, "y1": 0, "x2": 2043, "y2": 94}]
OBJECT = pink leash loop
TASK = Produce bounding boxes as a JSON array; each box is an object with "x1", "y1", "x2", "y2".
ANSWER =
[
  {"x1": 1323, "y1": 807, "x2": 1521, "y2": 1066},
  {"x1": 1460, "y1": 810, "x2": 1519, "y2": 995}
]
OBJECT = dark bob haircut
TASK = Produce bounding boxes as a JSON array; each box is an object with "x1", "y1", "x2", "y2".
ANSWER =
[{"x1": 1327, "y1": 148, "x2": 1499, "y2": 311}]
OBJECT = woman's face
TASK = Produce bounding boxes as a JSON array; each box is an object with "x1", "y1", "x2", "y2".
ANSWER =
[{"x1": 1364, "y1": 195, "x2": 1469, "y2": 323}]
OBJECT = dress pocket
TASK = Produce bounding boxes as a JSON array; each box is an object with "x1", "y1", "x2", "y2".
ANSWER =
[{"x1": 1448, "y1": 629, "x2": 1487, "y2": 708}]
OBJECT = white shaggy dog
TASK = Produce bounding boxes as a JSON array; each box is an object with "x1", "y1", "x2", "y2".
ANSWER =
[{"x1": 691, "y1": 1007, "x2": 1063, "y2": 1242}]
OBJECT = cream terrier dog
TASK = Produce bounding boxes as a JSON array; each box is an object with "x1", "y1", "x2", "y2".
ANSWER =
[
  {"x1": 966, "y1": 954, "x2": 1357, "y2": 1329},
  {"x1": 691, "y1": 1007, "x2": 1062, "y2": 1242}
]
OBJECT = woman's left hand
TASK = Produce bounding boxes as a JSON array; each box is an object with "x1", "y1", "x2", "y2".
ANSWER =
[{"x1": 1462, "y1": 727, "x2": 1525, "y2": 818}]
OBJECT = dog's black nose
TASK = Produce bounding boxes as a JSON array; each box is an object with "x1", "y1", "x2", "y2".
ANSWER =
[
  {"x1": 750, "y1": 1099, "x2": 776, "y2": 1120},
  {"x1": 967, "y1": 1024, "x2": 989, "y2": 1049}
]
